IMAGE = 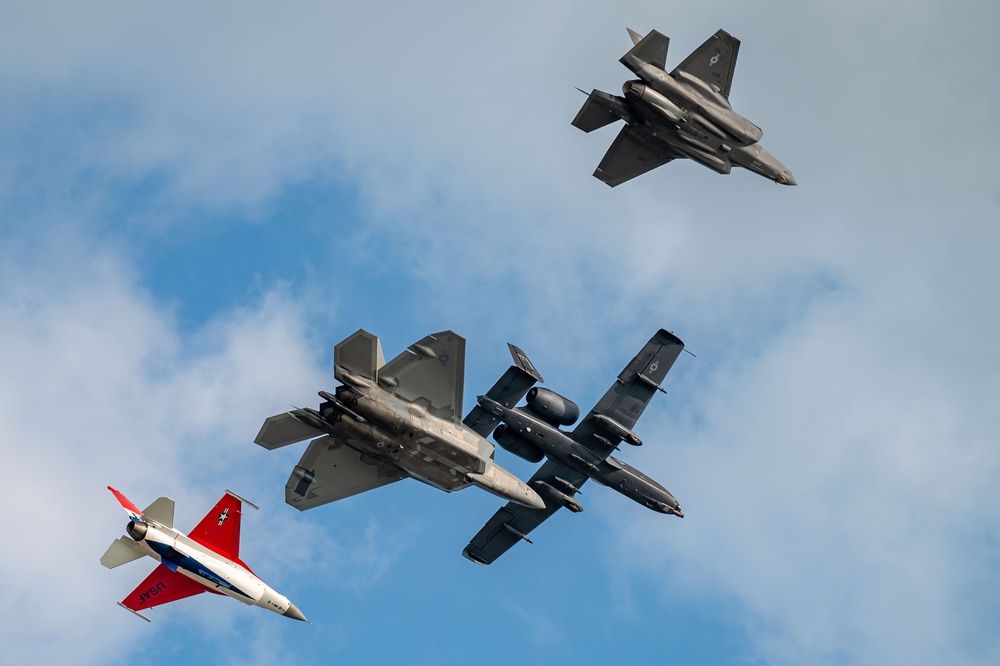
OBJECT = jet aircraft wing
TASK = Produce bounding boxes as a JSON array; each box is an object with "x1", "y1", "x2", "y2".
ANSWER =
[
  {"x1": 189, "y1": 493, "x2": 244, "y2": 561},
  {"x1": 594, "y1": 126, "x2": 675, "y2": 187},
  {"x1": 378, "y1": 331, "x2": 466, "y2": 421},
  {"x1": 462, "y1": 459, "x2": 590, "y2": 565},
  {"x1": 121, "y1": 563, "x2": 213, "y2": 615},
  {"x1": 570, "y1": 329, "x2": 684, "y2": 456},
  {"x1": 671, "y1": 29, "x2": 740, "y2": 99},
  {"x1": 464, "y1": 343, "x2": 543, "y2": 438},
  {"x1": 285, "y1": 435, "x2": 405, "y2": 511}
]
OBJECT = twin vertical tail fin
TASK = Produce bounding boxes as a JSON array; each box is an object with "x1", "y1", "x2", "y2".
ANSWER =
[{"x1": 620, "y1": 28, "x2": 670, "y2": 73}]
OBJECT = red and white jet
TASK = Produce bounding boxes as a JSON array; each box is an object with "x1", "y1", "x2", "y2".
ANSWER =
[{"x1": 101, "y1": 486, "x2": 307, "y2": 622}]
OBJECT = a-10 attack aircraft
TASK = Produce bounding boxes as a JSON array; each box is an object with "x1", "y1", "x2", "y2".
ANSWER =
[
  {"x1": 255, "y1": 330, "x2": 545, "y2": 511},
  {"x1": 572, "y1": 28, "x2": 796, "y2": 186},
  {"x1": 461, "y1": 329, "x2": 685, "y2": 565},
  {"x1": 101, "y1": 487, "x2": 307, "y2": 622}
]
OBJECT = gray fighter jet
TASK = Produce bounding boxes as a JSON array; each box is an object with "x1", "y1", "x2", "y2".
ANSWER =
[
  {"x1": 461, "y1": 329, "x2": 685, "y2": 565},
  {"x1": 255, "y1": 330, "x2": 545, "y2": 511},
  {"x1": 573, "y1": 28, "x2": 796, "y2": 186}
]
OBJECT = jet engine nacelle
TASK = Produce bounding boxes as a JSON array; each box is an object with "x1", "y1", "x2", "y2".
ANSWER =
[
  {"x1": 493, "y1": 424, "x2": 545, "y2": 463},
  {"x1": 524, "y1": 387, "x2": 580, "y2": 427},
  {"x1": 126, "y1": 521, "x2": 148, "y2": 542}
]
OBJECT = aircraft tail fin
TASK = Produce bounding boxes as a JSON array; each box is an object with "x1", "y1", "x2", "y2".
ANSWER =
[
  {"x1": 100, "y1": 536, "x2": 147, "y2": 569},
  {"x1": 108, "y1": 486, "x2": 144, "y2": 522},
  {"x1": 620, "y1": 28, "x2": 669, "y2": 73},
  {"x1": 626, "y1": 27, "x2": 643, "y2": 45},
  {"x1": 571, "y1": 89, "x2": 623, "y2": 133},
  {"x1": 334, "y1": 329, "x2": 385, "y2": 383}
]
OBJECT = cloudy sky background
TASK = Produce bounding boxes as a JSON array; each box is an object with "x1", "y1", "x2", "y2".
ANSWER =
[{"x1": 1, "y1": 1, "x2": 998, "y2": 664}]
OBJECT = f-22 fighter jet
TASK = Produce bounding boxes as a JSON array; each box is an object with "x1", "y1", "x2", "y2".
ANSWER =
[
  {"x1": 255, "y1": 330, "x2": 545, "y2": 511},
  {"x1": 573, "y1": 28, "x2": 796, "y2": 186},
  {"x1": 461, "y1": 329, "x2": 685, "y2": 565}
]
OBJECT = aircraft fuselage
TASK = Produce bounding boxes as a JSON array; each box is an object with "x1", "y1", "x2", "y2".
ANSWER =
[
  {"x1": 123, "y1": 521, "x2": 302, "y2": 618},
  {"x1": 477, "y1": 396, "x2": 682, "y2": 516},
  {"x1": 297, "y1": 371, "x2": 544, "y2": 508}
]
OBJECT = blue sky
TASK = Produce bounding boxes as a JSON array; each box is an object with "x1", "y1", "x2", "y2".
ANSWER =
[{"x1": 2, "y1": 2, "x2": 999, "y2": 664}]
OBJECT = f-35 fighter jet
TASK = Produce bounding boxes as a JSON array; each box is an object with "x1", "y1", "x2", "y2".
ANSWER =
[
  {"x1": 573, "y1": 28, "x2": 796, "y2": 186},
  {"x1": 255, "y1": 330, "x2": 544, "y2": 511},
  {"x1": 461, "y1": 329, "x2": 685, "y2": 565}
]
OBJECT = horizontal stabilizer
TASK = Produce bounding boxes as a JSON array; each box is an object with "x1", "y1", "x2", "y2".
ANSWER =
[
  {"x1": 463, "y1": 343, "x2": 543, "y2": 437},
  {"x1": 100, "y1": 537, "x2": 146, "y2": 569},
  {"x1": 255, "y1": 412, "x2": 325, "y2": 450},
  {"x1": 141, "y1": 497, "x2": 174, "y2": 529},
  {"x1": 571, "y1": 90, "x2": 622, "y2": 133}
]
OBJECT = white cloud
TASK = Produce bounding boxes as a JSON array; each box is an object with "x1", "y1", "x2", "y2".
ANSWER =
[
  {"x1": 1, "y1": 1, "x2": 998, "y2": 664},
  {"x1": 610, "y1": 286, "x2": 1000, "y2": 665},
  {"x1": 0, "y1": 227, "x2": 332, "y2": 663}
]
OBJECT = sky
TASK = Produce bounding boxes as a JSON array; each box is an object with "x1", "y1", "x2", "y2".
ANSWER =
[{"x1": 1, "y1": 1, "x2": 998, "y2": 664}]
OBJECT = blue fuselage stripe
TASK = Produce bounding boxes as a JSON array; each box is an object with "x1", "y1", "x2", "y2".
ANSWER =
[{"x1": 147, "y1": 541, "x2": 251, "y2": 599}]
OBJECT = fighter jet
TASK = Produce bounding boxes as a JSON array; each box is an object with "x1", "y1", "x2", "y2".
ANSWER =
[
  {"x1": 572, "y1": 28, "x2": 796, "y2": 186},
  {"x1": 101, "y1": 487, "x2": 307, "y2": 622},
  {"x1": 461, "y1": 329, "x2": 685, "y2": 565},
  {"x1": 255, "y1": 330, "x2": 545, "y2": 511}
]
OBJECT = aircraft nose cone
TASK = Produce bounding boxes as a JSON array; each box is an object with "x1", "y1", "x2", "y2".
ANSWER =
[
  {"x1": 283, "y1": 602, "x2": 308, "y2": 622},
  {"x1": 779, "y1": 171, "x2": 797, "y2": 186}
]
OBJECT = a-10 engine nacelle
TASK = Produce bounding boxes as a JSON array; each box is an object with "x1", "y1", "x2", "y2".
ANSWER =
[
  {"x1": 525, "y1": 387, "x2": 580, "y2": 427},
  {"x1": 493, "y1": 424, "x2": 544, "y2": 463}
]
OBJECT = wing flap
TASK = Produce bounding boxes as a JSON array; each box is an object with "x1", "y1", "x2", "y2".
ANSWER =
[
  {"x1": 285, "y1": 436, "x2": 404, "y2": 511},
  {"x1": 671, "y1": 29, "x2": 740, "y2": 98},
  {"x1": 594, "y1": 127, "x2": 674, "y2": 187},
  {"x1": 121, "y1": 564, "x2": 206, "y2": 613}
]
